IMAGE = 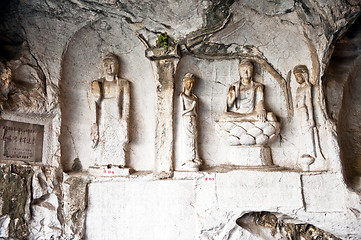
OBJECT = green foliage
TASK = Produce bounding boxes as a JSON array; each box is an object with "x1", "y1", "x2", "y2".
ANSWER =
[{"x1": 156, "y1": 32, "x2": 169, "y2": 48}]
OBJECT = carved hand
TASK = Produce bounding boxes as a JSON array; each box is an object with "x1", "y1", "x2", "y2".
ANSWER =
[
  {"x1": 181, "y1": 99, "x2": 197, "y2": 116},
  {"x1": 257, "y1": 109, "x2": 266, "y2": 122},
  {"x1": 90, "y1": 123, "x2": 99, "y2": 148},
  {"x1": 227, "y1": 86, "x2": 236, "y2": 108}
]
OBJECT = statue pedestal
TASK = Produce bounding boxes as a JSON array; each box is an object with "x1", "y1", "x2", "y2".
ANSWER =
[
  {"x1": 181, "y1": 161, "x2": 201, "y2": 172},
  {"x1": 226, "y1": 146, "x2": 273, "y2": 166},
  {"x1": 216, "y1": 119, "x2": 280, "y2": 146},
  {"x1": 88, "y1": 166, "x2": 134, "y2": 177},
  {"x1": 215, "y1": 117, "x2": 280, "y2": 167}
]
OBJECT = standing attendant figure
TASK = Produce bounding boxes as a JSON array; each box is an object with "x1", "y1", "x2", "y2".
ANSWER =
[
  {"x1": 180, "y1": 73, "x2": 202, "y2": 171},
  {"x1": 294, "y1": 65, "x2": 316, "y2": 171}
]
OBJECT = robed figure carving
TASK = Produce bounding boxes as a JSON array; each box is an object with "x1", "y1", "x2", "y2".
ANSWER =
[
  {"x1": 294, "y1": 65, "x2": 317, "y2": 171},
  {"x1": 225, "y1": 60, "x2": 276, "y2": 122},
  {"x1": 217, "y1": 59, "x2": 279, "y2": 147},
  {"x1": 216, "y1": 59, "x2": 280, "y2": 166},
  {"x1": 90, "y1": 53, "x2": 130, "y2": 167},
  {"x1": 180, "y1": 73, "x2": 202, "y2": 171}
]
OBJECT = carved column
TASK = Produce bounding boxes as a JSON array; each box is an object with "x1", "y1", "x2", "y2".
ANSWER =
[{"x1": 147, "y1": 46, "x2": 180, "y2": 179}]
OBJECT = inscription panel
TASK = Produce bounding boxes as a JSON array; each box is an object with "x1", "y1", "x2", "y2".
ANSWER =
[{"x1": 0, "y1": 119, "x2": 44, "y2": 162}]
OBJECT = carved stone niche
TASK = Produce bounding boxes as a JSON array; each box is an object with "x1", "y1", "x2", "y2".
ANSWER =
[
  {"x1": 215, "y1": 59, "x2": 280, "y2": 167},
  {"x1": 0, "y1": 113, "x2": 55, "y2": 166}
]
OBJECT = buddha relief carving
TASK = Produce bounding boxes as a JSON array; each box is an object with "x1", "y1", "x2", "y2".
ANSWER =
[
  {"x1": 215, "y1": 60, "x2": 280, "y2": 166},
  {"x1": 216, "y1": 60, "x2": 280, "y2": 147},
  {"x1": 90, "y1": 53, "x2": 130, "y2": 167},
  {"x1": 225, "y1": 60, "x2": 276, "y2": 122},
  {"x1": 180, "y1": 73, "x2": 202, "y2": 171}
]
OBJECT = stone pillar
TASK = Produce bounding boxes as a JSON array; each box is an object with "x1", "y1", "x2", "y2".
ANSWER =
[{"x1": 147, "y1": 47, "x2": 180, "y2": 179}]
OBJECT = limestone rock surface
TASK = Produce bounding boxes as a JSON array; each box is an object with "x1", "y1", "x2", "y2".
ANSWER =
[{"x1": 0, "y1": 0, "x2": 361, "y2": 239}]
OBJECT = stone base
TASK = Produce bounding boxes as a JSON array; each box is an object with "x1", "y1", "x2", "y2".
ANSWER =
[
  {"x1": 183, "y1": 166, "x2": 200, "y2": 172},
  {"x1": 88, "y1": 166, "x2": 134, "y2": 177},
  {"x1": 153, "y1": 171, "x2": 174, "y2": 179},
  {"x1": 215, "y1": 119, "x2": 280, "y2": 146},
  {"x1": 226, "y1": 146, "x2": 273, "y2": 166},
  {"x1": 298, "y1": 154, "x2": 315, "y2": 171},
  {"x1": 181, "y1": 160, "x2": 202, "y2": 172}
]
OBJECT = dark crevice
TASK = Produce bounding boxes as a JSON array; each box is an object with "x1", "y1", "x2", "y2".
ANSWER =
[
  {"x1": 323, "y1": 15, "x2": 361, "y2": 190},
  {"x1": 0, "y1": 0, "x2": 23, "y2": 61}
]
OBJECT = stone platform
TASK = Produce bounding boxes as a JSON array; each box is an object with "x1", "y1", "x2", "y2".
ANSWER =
[
  {"x1": 225, "y1": 145, "x2": 273, "y2": 166},
  {"x1": 85, "y1": 169, "x2": 356, "y2": 240},
  {"x1": 88, "y1": 166, "x2": 134, "y2": 177}
]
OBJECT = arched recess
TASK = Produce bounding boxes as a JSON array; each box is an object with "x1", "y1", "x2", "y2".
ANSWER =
[
  {"x1": 324, "y1": 15, "x2": 361, "y2": 190},
  {"x1": 60, "y1": 17, "x2": 155, "y2": 172}
]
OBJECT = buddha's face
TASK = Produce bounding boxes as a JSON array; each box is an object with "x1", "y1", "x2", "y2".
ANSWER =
[
  {"x1": 239, "y1": 65, "x2": 253, "y2": 85},
  {"x1": 294, "y1": 70, "x2": 308, "y2": 84},
  {"x1": 103, "y1": 59, "x2": 116, "y2": 76}
]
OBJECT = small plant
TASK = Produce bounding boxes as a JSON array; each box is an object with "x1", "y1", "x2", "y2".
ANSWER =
[{"x1": 156, "y1": 32, "x2": 169, "y2": 48}]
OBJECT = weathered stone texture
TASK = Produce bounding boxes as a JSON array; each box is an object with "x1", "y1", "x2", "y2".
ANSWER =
[
  {"x1": 62, "y1": 174, "x2": 90, "y2": 239},
  {"x1": 0, "y1": 165, "x2": 32, "y2": 239},
  {"x1": 86, "y1": 180, "x2": 195, "y2": 240},
  {"x1": 0, "y1": 0, "x2": 361, "y2": 239}
]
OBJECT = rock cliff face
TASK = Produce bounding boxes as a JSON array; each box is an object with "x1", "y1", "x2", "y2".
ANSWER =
[
  {"x1": 324, "y1": 16, "x2": 361, "y2": 190},
  {"x1": 0, "y1": 0, "x2": 361, "y2": 239}
]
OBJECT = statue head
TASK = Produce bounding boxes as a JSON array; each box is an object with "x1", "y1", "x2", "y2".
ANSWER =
[
  {"x1": 182, "y1": 73, "x2": 195, "y2": 92},
  {"x1": 293, "y1": 65, "x2": 309, "y2": 85},
  {"x1": 102, "y1": 53, "x2": 119, "y2": 77},
  {"x1": 239, "y1": 59, "x2": 254, "y2": 85}
]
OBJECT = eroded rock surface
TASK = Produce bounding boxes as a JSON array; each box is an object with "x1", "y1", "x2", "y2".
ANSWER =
[
  {"x1": 237, "y1": 211, "x2": 340, "y2": 240},
  {"x1": 0, "y1": 0, "x2": 360, "y2": 239}
]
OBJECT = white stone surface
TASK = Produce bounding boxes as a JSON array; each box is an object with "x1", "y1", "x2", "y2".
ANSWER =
[
  {"x1": 29, "y1": 193, "x2": 62, "y2": 239},
  {"x1": 0, "y1": 215, "x2": 10, "y2": 238},
  {"x1": 29, "y1": 167, "x2": 62, "y2": 239},
  {"x1": 225, "y1": 146, "x2": 273, "y2": 166},
  {"x1": 302, "y1": 173, "x2": 346, "y2": 212},
  {"x1": 216, "y1": 171, "x2": 303, "y2": 211},
  {"x1": 88, "y1": 166, "x2": 133, "y2": 177},
  {"x1": 1, "y1": 0, "x2": 361, "y2": 239},
  {"x1": 86, "y1": 180, "x2": 196, "y2": 240}
]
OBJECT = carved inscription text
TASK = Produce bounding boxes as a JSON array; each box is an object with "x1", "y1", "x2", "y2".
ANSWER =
[{"x1": 0, "y1": 120, "x2": 44, "y2": 162}]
